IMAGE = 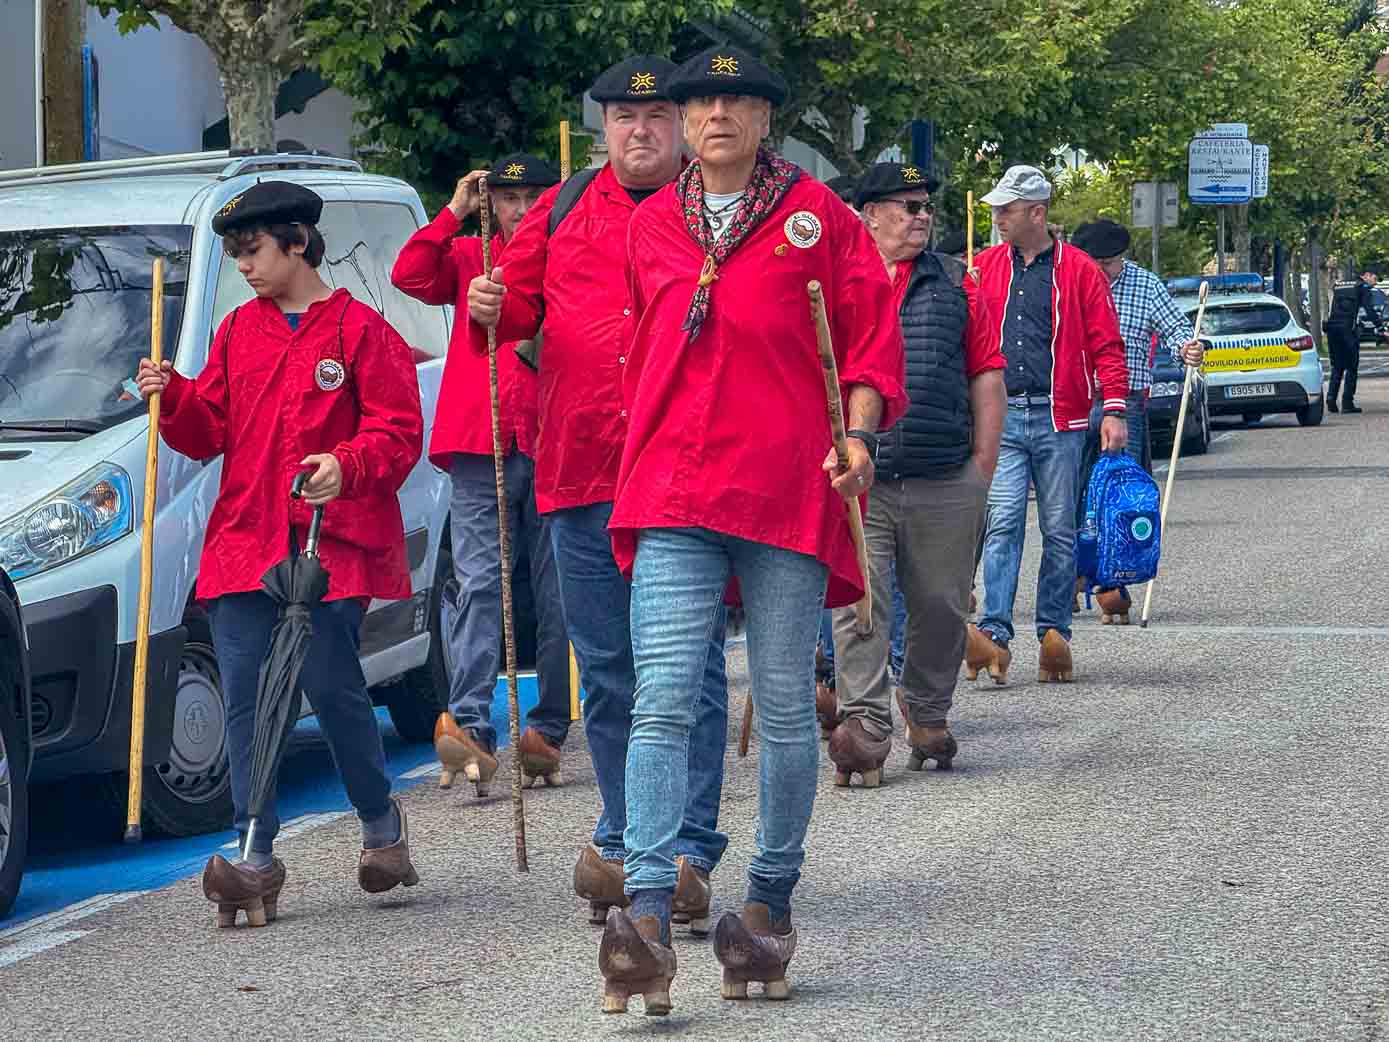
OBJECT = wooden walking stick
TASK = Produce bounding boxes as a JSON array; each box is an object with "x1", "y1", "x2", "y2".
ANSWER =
[
  {"x1": 738, "y1": 695, "x2": 753, "y2": 758},
  {"x1": 480, "y1": 176, "x2": 529, "y2": 871},
  {"x1": 807, "y1": 282, "x2": 873, "y2": 635},
  {"x1": 125, "y1": 257, "x2": 165, "y2": 845},
  {"x1": 966, "y1": 191, "x2": 976, "y2": 274},
  {"x1": 1140, "y1": 280, "x2": 1209, "y2": 629},
  {"x1": 559, "y1": 119, "x2": 572, "y2": 180}
]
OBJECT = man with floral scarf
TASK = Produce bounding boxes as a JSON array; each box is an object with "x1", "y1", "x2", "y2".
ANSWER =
[{"x1": 598, "y1": 45, "x2": 907, "y2": 1015}]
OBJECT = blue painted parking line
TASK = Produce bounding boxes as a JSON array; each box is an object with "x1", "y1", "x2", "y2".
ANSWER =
[{"x1": 4, "y1": 675, "x2": 542, "y2": 932}]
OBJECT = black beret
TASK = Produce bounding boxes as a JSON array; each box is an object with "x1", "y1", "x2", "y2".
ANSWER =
[
  {"x1": 667, "y1": 46, "x2": 787, "y2": 106},
  {"x1": 825, "y1": 174, "x2": 858, "y2": 204},
  {"x1": 212, "y1": 181, "x2": 322, "y2": 235},
  {"x1": 1071, "y1": 219, "x2": 1131, "y2": 260},
  {"x1": 589, "y1": 56, "x2": 677, "y2": 104},
  {"x1": 487, "y1": 153, "x2": 560, "y2": 189},
  {"x1": 854, "y1": 162, "x2": 940, "y2": 207}
]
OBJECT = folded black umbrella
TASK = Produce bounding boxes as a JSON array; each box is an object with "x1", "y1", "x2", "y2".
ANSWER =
[{"x1": 243, "y1": 473, "x2": 329, "y2": 857}]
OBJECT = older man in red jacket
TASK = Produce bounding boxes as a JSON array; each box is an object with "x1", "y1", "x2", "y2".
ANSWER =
[
  {"x1": 466, "y1": 57, "x2": 731, "y2": 931},
  {"x1": 594, "y1": 47, "x2": 906, "y2": 1014},
  {"x1": 136, "y1": 181, "x2": 424, "y2": 926},
  {"x1": 391, "y1": 153, "x2": 575, "y2": 795},
  {"x1": 971, "y1": 165, "x2": 1129, "y2": 685}
]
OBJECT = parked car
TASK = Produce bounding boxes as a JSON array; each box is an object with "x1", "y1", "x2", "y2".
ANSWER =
[
  {"x1": 1166, "y1": 273, "x2": 1324, "y2": 428},
  {"x1": 0, "y1": 566, "x2": 32, "y2": 919},
  {"x1": 1355, "y1": 286, "x2": 1389, "y2": 345},
  {"x1": 0, "y1": 151, "x2": 462, "y2": 838},
  {"x1": 1147, "y1": 354, "x2": 1210, "y2": 456}
]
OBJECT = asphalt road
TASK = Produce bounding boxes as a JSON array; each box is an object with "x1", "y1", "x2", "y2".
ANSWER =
[{"x1": 2, "y1": 385, "x2": 1386, "y2": 1041}]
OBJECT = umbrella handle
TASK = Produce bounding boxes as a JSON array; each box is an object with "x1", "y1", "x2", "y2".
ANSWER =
[{"x1": 290, "y1": 471, "x2": 326, "y2": 558}]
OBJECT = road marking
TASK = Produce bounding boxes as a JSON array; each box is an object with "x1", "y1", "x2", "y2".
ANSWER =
[
  {"x1": 1153, "y1": 431, "x2": 1235, "y2": 476},
  {"x1": 219, "y1": 810, "x2": 351, "y2": 850},
  {"x1": 1081, "y1": 621, "x2": 1389, "y2": 639},
  {"x1": 0, "y1": 890, "x2": 150, "y2": 969},
  {"x1": 401, "y1": 762, "x2": 443, "y2": 780}
]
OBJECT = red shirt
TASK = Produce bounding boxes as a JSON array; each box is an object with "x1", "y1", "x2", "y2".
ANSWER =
[
  {"x1": 891, "y1": 259, "x2": 1006, "y2": 377},
  {"x1": 160, "y1": 290, "x2": 423, "y2": 604},
  {"x1": 391, "y1": 210, "x2": 537, "y2": 468},
  {"x1": 470, "y1": 164, "x2": 639, "y2": 514},
  {"x1": 610, "y1": 175, "x2": 908, "y2": 609}
]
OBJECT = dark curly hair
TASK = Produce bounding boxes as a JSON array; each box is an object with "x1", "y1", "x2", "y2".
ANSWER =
[{"x1": 221, "y1": 222, "x2": 326, "y2": 268}]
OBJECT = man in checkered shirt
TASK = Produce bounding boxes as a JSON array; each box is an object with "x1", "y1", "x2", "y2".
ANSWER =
[{"x1": 1071, "y1": 219, "x2": 1204, "y2": 473}]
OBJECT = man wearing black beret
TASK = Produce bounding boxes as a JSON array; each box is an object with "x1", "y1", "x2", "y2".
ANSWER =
[
  {"x1": 466, "y1": 56, "x2": 732, "y2": 944},
  {"x1": 139, "y1": 180, "x2": 425, "y2": 919},
  {"x1": 392, "y1": 151, "x2": 575, "y2": 801},
  {"x1": 822, "y1": 161, "x2": 1004, "y2": 788},
  {"x1": 600, "y1": 45, "x2": 906, "y2": 1011}
]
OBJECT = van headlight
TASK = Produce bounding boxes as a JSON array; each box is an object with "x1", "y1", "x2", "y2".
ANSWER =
[
  {"x1": 1151, "y1": 381, "x2": 1183, "y2": 398},
  {"x1": 0, "y1": 463, "x2": 134, "y2": 580}
]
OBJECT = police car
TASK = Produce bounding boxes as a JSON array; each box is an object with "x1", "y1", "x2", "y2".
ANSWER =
[{"x1": 1167, "y1": 273, "x2": 1325, "y2": 427}]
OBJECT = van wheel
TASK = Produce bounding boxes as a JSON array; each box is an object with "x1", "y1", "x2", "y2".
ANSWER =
[
  {"x1": 102, "y1": 618, "x2": 233, "y2": 837},
  {"x1": 388, "y1": 540, "x2": 451, "y2": 744},
  {"x1": 0, "y1": 658, "x2": 29, "y2": 919}
]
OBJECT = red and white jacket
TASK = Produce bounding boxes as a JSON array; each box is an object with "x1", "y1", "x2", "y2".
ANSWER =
[{"x1": 972, "y1": 236, "x2": 1129, "y2": 431}]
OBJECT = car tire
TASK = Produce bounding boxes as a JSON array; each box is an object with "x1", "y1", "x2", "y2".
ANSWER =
[
  {"x1": 1242, "y1": 412, "x2": 1263, "y2": 425},
  {"x1": 0, "y1": 652, "x2": 29, "y2": 919},
  {"x1": 101, "y1": 616, "x2": 234, "y2": 838},
  {"x1": 388, "y1": 537, "x2": 451, "y2": 744},
  {"x1": 1183, "y1": 401, "x2": 1211, "y2": 455},
  {"x1": 1297, "y1": 398, "x2": 1325, "y2": 427}
]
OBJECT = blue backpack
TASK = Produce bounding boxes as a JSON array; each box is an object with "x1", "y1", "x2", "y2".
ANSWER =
[{"x1": 1075, "y1": 452, "x2": 1162, "y2": 594}]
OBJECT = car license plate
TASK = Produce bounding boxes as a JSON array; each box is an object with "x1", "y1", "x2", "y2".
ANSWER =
[{"x1": 1226, "y1": 383, "x2": 1275, "y2": 399}]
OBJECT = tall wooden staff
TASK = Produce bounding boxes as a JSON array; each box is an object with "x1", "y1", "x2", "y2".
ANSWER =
[
  {"x1": 966, "y1": 191, "x2": 976, "y2": 273},
  {"x1": 1140, "y1": 280, "x2": 1209, "y2": 628},
  {"x1": 479, "y1": 175, "x2": 528, "y2": 871},
  {"x1": 125, "y1": 257, "x2": 164, "y2": 844}
]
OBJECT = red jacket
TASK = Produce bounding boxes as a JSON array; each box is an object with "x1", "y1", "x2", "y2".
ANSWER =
[
  {"x1": 470, "y1": 163, "x2": 639, "y2": 514},
  {"x1": 973, "y1": 236, "x2": 1129, "y2": 431},
  {"x1": 160, "y1": 290, "x2": 423, "y2": 604},
  {"x1": 391, "y1": 211, "x2": 537, "y2": 468},
  {"x1": 610, "y1": 175, "x2": 908, "y2": 609}
]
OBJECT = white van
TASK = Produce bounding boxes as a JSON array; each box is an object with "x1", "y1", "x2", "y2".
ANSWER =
[{"x1": 0, "y1": 152, "x2": 457, "y2": 836}]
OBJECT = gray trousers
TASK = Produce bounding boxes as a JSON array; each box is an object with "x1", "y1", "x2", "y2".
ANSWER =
[
  {"x1": 832, "y1": 463, "x2": 989, "y2": 737},
  {"x1": 446, "y1": 452, "x2": 571, "y2": 749}
]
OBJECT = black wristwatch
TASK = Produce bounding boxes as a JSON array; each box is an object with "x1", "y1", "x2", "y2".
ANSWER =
[
  {"x1": 846, "y1": 429, "x2": 881, "y2": 461},
  {"x1": 1102, "y1": 409, "x2": 1125, "y2": 419}
]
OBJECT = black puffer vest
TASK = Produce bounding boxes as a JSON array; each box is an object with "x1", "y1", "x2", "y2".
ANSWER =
[{"x1": 878, "y1": 251, "x2": 972, "y2": 480}]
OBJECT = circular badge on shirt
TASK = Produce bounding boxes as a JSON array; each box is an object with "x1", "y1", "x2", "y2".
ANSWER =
[
  {"x1": 315, "y1": 358, "x2": 346, "y2": 392},
  {"x1": 784, "y1": 211, "x2": 822, "y2": 249}
]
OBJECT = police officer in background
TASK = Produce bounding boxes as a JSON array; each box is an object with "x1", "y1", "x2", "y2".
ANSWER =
[{"x1": 1325, "y1": 271, "x2": 1382, "y2": 414}]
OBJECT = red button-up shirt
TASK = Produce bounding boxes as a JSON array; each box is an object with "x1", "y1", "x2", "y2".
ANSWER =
[
  {"x1": 610, "y1": 176, "x2": 908, "y2": 609},
  {"x1": 391, "y1": 211, "x2": 537, "y2": 469},
  {"x1": 470, "y1": 164, "x2": 637, "y2": 514},
  {"x1": 160, "y1": 290, "x2": 423, "y2": 604},
  {"x1": 891, "y1": 259, "x2": 1007, "y2": 377}
]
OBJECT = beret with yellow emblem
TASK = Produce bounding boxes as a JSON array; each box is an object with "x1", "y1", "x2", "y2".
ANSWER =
[
  {"x1": 666, "y1": 45, "x2": 787, "y2": 106},
  {"x1": 212, "y1": 180, "x2": 323, "y2": 235},
  {"x1": 854, "y1": 162, "x2": 941, "y2": 207},
  {"x1": 488, "y1": 152, "x2": 561, "y2": 189},
  {"x1": 589, "y1": 55, "x2": 677, "y2": 103}
]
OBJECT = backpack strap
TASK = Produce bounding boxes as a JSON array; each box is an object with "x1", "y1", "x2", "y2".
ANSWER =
[
  {"x1": 933, "y1": 252, "x2": 966, "y2": 289},
  {"x1": 547, "y1": 166, "x2": 602, "y2": 236}
]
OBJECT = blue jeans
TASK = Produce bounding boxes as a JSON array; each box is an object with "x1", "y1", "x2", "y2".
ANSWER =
[
  {"x1": 210, "y1": 592, "x2": 392, "y2": 855},
  {"x1": 818, "y1": 573, "x2": 906, "y2": 685},
  {"x1": 549, "y1": 503, "x2": 728, "y2": 872},
  {"x1": 625, "y1": 528, "x2": 826, "y2": 915},
  {"x1": 980, "y1": 404, "x2": 1086, "y2": 645},
  {"x1": 445, "y1": 453, "x2": 570, "y2": 749}
]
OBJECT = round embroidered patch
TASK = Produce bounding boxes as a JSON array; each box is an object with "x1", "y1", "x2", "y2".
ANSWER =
[
  {"x1": 784, "y1": 211, "x2": 822, "y2": 249},
  {"x1": 1130, "y1": 516, "x2": 1154, "y2": 542},
  {"x1": 315, "y1": 358, "x2": 346, "y2": 392}
]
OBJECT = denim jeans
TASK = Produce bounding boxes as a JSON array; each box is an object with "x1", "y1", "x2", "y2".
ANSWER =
[
  {"x1": 980, "y1": 404, "x2": 1086, "y2": 645},
  {"x1": 549, "y1": 503, "x2": 728, "y2": 871},
  {"x1": 445, "y1": 453, "x2": 571, "y2": 750},
  {"x1": 625, "y1": 527, "x2": 826, "y2": 915},
  {"x1": 818, "y1": 576, "x2": 905, "y2": 687},
  {"x1": 210, "y1": 592, "x2": 392, "y2": 855}
]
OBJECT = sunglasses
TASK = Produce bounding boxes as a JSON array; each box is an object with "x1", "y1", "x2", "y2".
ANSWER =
[{"x1": 884, "y1": 199, "x2": 935, "y2": 216}]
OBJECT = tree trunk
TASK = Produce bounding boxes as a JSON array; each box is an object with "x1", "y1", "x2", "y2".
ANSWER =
[
  {"x1": 1286, "y1": 246, "x2": 1302, "y2": 319},
  {"x1": 1307, "y1": 232, "x2": 1324, "y2": 349},
  {"x1": 42, "y1": 0, "x2": 87, "y2": 164},
  {"x1": 217, "y1": 59, "x2": 278, "y2": 152},
  {"x1": 1231, "y1": 203, "x2": 1252, "y2": 273}
]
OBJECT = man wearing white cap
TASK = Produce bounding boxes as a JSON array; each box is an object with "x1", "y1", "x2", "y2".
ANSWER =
[{"x1": 970, "y1": 165, "x2": 1129, "y2": 685}]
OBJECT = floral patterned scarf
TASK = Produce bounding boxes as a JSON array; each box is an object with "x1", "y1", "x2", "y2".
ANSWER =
[{"x1": 676, "y1": 146, "x2": 798, "y2": 340}]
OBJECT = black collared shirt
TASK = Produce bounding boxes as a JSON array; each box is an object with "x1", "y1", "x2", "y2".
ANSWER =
[{"x1": 1002, "y1": 244, "x2": 1055, "y2": 396}]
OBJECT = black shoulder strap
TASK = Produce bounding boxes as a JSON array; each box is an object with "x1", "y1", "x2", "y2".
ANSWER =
[
  {"x1": 547, "y1": 166, "x2": 602, "y2": 236},
  {"x1": 933, "y1": 252, "x2": 966, "y2": 289}
]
